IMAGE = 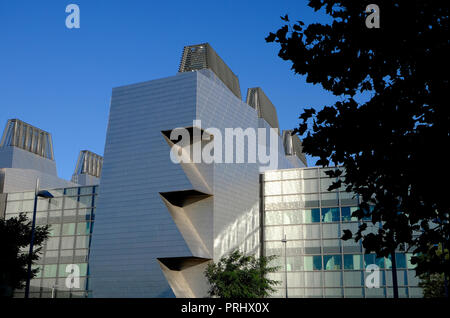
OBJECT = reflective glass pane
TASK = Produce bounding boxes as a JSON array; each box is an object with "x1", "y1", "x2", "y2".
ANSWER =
[
  {"x1": 303, "y1": 208, "x2": 320, "y2": 223},
  {"x1": 396, "y1": 253, "x2": 407, "y2": 269},
  {"x1": 344, "y1": 254, "x2": 363, "y2": 270},
  {"x1": 62, "y1": 223, "x2": 76, "y2": 235},
  {"x1": 324, "y1": 255, "x2": 342, "y2": 270},
  {"x1": 304, "y1": 255, "x2": 322, "y2": 270},
  {"x1": 322, "y1": 207, "x2": 339, "y2": 222}
]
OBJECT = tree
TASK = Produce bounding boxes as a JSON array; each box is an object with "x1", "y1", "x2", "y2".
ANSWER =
[
  {"x1": 0, "y1": 213, "x2": 49, "y2": 297},
  {"x1": 204, "y1": 250, "x2": 280, "y2": 298},
  {"x1": 266, "y1": 0, "x2": 449, "y2": 298},
  {"x1": 419, "y1": 273, "x2": 446, "y2": 298}
]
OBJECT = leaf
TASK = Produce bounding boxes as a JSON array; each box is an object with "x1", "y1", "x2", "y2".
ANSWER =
[
  {"x1": 341, "y1": 229, "x2": 353, "y2": 241},
  {"x1": 280, "y1": 14, "x2": 289, "y2": 22}
]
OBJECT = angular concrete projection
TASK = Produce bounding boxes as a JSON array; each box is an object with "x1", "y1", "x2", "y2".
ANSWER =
[
  {"x1": 159, "y1": 191, "x2": 213, "y2": 258},
  {"x1": 159, "y1": 189, "x2": 212, "y2": 207},
  {"x1": 158, "y1": 257, "x2": 211, "y2": 298},
  {"x1": 161, "y1": 127, "x2": 213, "y2": 146},
  {"x1": 157, "y1": 256, "x2": 210, "y2": 271},
  {"x1": 161, "y1": 127, "x2": 214, "y2": 194}
]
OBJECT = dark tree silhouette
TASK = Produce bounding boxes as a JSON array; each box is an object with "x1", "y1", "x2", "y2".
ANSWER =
[
  {"x1": 205, "y1": 250, "x2": 280, "y2": 298},
  {"x1": 0, "y1": 213, "x2": 49, "y2": 297},
  {"x1": 267, "y1": 0, "x2": 449, "y2": 298}
]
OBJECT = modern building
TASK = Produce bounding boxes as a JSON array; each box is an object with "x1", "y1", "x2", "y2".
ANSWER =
[
  {"x1": 262, "y1": 167, "x2": 421, "y2": 298},
  {"x1": 0, "y1": 43, "x2": 421, "y2": 298}
]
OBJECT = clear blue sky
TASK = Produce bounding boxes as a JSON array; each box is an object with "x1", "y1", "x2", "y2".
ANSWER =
[{"x1": 0, "y1": 0, "x2": 337, "y2": 180}]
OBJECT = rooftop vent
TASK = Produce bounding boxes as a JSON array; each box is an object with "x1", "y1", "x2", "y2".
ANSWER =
[
  {"x1": 246, "y1": 87, "x2": 280, "y2": 134},
  {"x1": 282, "y1": 130, "x2": 307, "y2": 166},
  {"x1": 178, "y1": 43, "x2": 242, "y2": 99},
  {"x1": 72, "y1": 150, "x2": 103, "y2": 179},
  {"x1": 0, "y1": 119, "x2": 54, "y2": 160}
]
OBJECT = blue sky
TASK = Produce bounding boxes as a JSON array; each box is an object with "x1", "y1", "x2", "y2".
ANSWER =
[{"x1": 0, "y1": 0, "x2": 337, "y2": 180}]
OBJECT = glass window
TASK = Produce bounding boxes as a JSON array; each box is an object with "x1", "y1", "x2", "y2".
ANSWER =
[
  {"x1": 302, "y1": 179, "x2": 319, "y2": 193},
  {"x1": 302, "y1": 169, "x2": 318, "y2": 179},
  {"x1": 78, "y1": 263, "x2": 88, "y2": 276},
  {"x1": 265, "y1": 211, "x2": 283, "y2": 225},
  {"x1": 49, "y1": 224, "x2": 61, "y2": 237},
  {"x1": 375, "y1": 257, "x2": 385, "y2": 269},
  {"x1": 385, "y1": 255, "x2": 392, "y2": 269},
  {"x1": 264, "y1": 171, "x2": 282, "y2": 181},
  {"x1": 46, "y1": 237, "x2": 60, "y2": 250},
  {"x1": 285, "y1": 226, "x2": 302, "y2": 240},
  {"x1": 304, "y1": 240, "x2": 322, "y2": 254},
  {"x1": 304, "y1": 255, "x2": 322, "y2": 271},
  {"x1": 43, "y1": 264, "x2": 57, "y2": 278},
  {"x1": 78, "y1": 209, "x2": 92, "y2": 221},
  {"x1": 36, "y1": 212, "x2": 48, "y2": 225},
  {"x1": 321, "y1": 207, "x2": 340, "y2": 222},
  {"x1": 65, "y1": 188, "x2": 79, "y2": 196},
  {"x1": 6, "y1": 201, "x2": 21, "y2": 213},
  {"x1": 265, "y1": 226, "x2": 283, "y2": 241},
  {"x1": 64, "y1": 197, "x2": 78, "y2": 209},
  {"x1": 283, "y1": 210, "x2": 302, "y2": 225},
  {"x1": 324, "y1": 255, "x2": 342, "y2": 270},
  {"x1": 8, "y1": 192, "x2": 23, "y2": 201},
  {"x1": 22, "y1": 200, "x2": 34, "y2": 212},
  {"x1": 75, "y1": 236, "x2": 89, "y2": 249},
  {"x1": 48, "y1": 197, "x2": 63, "y2": 210},
  {"x1": 396, "y1": 253, "x2": 407, "y2": 269},
  {"x1": 61, "y1": 236, "x2": 75, "y2": 249},
  {"x1": 264, "y1": 181, "x2": 282, "y2": 195},
  {"x1": 322, "y1": 223, "x2": 340, "y2": 239},
  {"x1": 364, "y1": 254, "x2": 375, "y2": 268},
  {"x1": 286, "y1": 256, "x2": 302, "y2": 271},
  {"x1": 75, "y1": 249, "x2": 88, "y2": 257},
  {"x1": 48, "y1": 211, "x2": 62, "y2": 223},
  {"x1": 303, "y1": 208, "x2": 320, "y2": 223},
  {"x1": 344, "y1": 254, "x2": 363, "y2": 269},
  {"x1": 362, "y1": 205, "x2": 374, "y2": 221},
  {"x1": 320, "y1": 177, "x2": 338, "y2": 192},
  {"x1": 58, "y1": 264, "x2": 70, "y2": 277},
  {"x1": 341, "y1": 206, "x2": 359, "y2": 222},
  {"x1": 303, "y1": 224, "x2": 321, "y2": 239},
  {"x1": 323, "y1": 239, "x2": 341, "y2": 253},
  {"x1": 36, "y1": 198, "x2": 49, "y2": 211},
  {"x1": 62, "y1": 223, "x2": 76, "y2": 235},
  {"x1": 283, "y1": 180, "x2": 302, "y2": 194},
  {"x1": 304, "y1": 194, "x2": 320, "y2": 208},
  {"x1": 32, "y1": 265, "x2": 43, "y2": 279},
  {"x1": 79, "y1": 187, "x2": 94, "y2": 195},
  {"x1": 23, "y1": 192, "x2": 34, "y2": 200},
  {"x1": 321, "y1": 192, "x2": 339, "y2": 207},
  {"x1": 79, "y1": 196, "x2": 93, "y2": 208},
  {"x1": 406, "y1": 253, "x2": 416, "y2": 269}
]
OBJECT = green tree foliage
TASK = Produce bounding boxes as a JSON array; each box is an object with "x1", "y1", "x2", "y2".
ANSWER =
[
  {"x1": 266, "y1": 0, "x2": 449, "y2": 281},
  {"x1": 419, "y1": 273, "x2": 446, "y2": 298},
  {"x1": 0, "y1": 213, "x2": 49, "y2": 297},
  {"x1": 204, "y1": 250, "x2": 280, "y2": 298}
]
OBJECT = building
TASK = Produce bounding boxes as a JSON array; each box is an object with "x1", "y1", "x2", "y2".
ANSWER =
[
  {"x1": 87, "y1": 43, "x2": 305, "y2": 297},
  {"x1": 262, "y1": 167, "x2": 421, "y2": 298},
  {"x1": 0, "y1": 43, "x2": 421, "y2": 298}
]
